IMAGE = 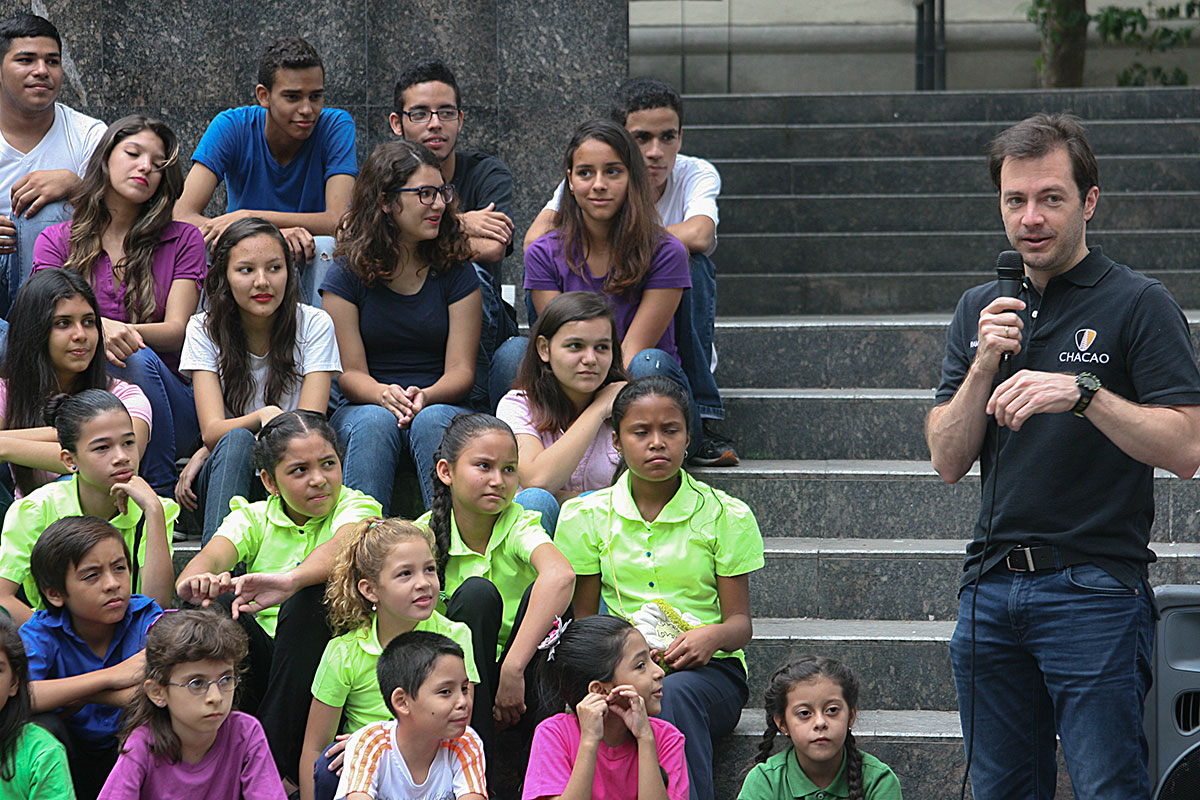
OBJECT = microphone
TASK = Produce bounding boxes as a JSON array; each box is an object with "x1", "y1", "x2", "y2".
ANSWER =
[{"x1": 995, "y1": 250, "x2": 1024, "y2": 380}]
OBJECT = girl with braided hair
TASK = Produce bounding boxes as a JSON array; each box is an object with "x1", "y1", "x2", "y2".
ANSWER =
[{"x1": 739, "y1": 656, "x2": 902, "y2": 800}]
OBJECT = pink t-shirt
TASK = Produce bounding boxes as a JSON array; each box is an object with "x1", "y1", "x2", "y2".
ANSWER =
[
  {"x1": 0, "y1": 379, "x2": 152, "y2": 492},
  {"x1": 98, "y1": 711, "x2": 286, "y2": 800},
  {"x1": 496, "y1": 390, "x2": 618, "y2": 494},
  {"x1": 522, "y1": 713, "x2": 688, "y2": 800}
]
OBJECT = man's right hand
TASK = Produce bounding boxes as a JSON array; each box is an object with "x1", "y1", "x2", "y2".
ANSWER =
[
  {"x1": 975, "y1": 297, "x2": 1026, "y2": 376},
  {"x1": 0, "y1": 215, "x2": 15, "y2": 255}
]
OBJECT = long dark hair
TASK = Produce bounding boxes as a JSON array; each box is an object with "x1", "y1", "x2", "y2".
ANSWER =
[
  {"x1": 538, "y1": 615, "x2": 632, "y2": 712},
  {"x1": 120, "y1": 609, "x2": 248, "y2": 763},
  {"x1": 1, "y1": 269, "x2": 111, "y2": 495},
  {"x1": 755, "y1": 656, "x2": 866, "y2": 800},
  {"x1": 0, "y1": 617, "x2": 32, "y2": 781},
  {"x1": 427, "y1": 413, "x2": 517, "y2": 587},
  {"x1": 335, "y1": 140, "x2": 472, "y2": 288},
  {"x1": 556, "y1": 118, "x2": 663, "y2": 296},
  {"x1": 513, "y1": 291, "x2": 628, "y2": 435},
  {"x1": 63, "y1": 115, "x2": 184, "y2": 323},
  {"x1": 202, "y1": 218, "x2": 302, "y2": 416}
]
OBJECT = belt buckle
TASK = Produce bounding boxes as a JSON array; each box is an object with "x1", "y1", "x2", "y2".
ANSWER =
[{"x1": 1007, "y1": 547, "x2": 1036, "y2": 572}]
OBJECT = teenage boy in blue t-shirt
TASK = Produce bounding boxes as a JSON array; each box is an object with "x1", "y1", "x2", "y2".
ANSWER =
[{"x1": 174, "y1": 36, "x2": 357, "y2": 294}]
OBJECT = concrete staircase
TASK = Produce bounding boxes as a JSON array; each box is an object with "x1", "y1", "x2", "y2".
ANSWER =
[{"x1": 692, "y1": 86, "x2": 1200, "y2": 799}]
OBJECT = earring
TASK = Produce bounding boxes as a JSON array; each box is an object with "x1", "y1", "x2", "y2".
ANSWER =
[
  {"x1": 371, "y1": 603, "x2": 377, "y2": 612},
  {"x1": 69, "y1": 465, "x2": 77, "y2": 471}
]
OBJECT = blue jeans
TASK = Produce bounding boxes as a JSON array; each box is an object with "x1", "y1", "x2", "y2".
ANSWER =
[
  {"x1": 488, "y1": 334, "x2": 528, "y2": 412},
  {"x1": 196, "y1": 428, "x2": 264, "y2": 545},
  {"x1": 331, "y1": 402, "x2": 473, "y2": 514},
  {"x1": 513, "y1": 487, "x2": 559, "y2": 537},
  {"x1": 658, "y1": 657, "x2": 748, "y2": 800},
  {"x1": 949, "y1": 564, "x2": 1154, "y2": 800},
  {"x1": 300, "y1": 236, "x2": 337, "y2": 307},
  {"x1": 475, "y1": 263, "x2": 516, "y2": 410},
  {"x1": 677, "y1": 254, "x2": 723, "y2": 420},
  {"x1": 108, "y1": 347, "x2": 199, "y2": 494},
  {"x1": 0, "y1": 200, "x2": 72, "y2": 318}
]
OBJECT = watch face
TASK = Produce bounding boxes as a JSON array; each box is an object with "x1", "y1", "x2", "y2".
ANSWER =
[{"x1": 1078, "y1": 373, "x2": 1101, "y2": 391}]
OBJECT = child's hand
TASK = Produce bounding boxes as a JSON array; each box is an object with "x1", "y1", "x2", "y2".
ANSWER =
[
  {"x1": 229, "y1": 571, "x2": 297, "y2": 618},
  {"x1": 575, "y1": 691, "x2": 608, "y2": 743},
  {"x1": 493, "y1": 663, "x2": 526, "y2": 731},
  {"x1": 607, "y1": 685, "x2": 653, "y2": 741},
  {"x1": 662, "y1": 625, "x2": 722, "y2": 671},
  {"x1": 110, "y1": 476, "x2": 161, "y2": 518},
  {"x1": 323, "y1": 733, "x2": 352, "y2": 775},
  {"x1": 178, "y1": 571, "x2": 234, "y2": 607},
  {"x1": 256, "y1": 405, "x2": 284, "y2": 429},
  {"x1": 175, "y1": 447, "x2": 210, "y2": 511},
  {"x1": 109, "y1": 650, "x2": 146, "y2": 689}
]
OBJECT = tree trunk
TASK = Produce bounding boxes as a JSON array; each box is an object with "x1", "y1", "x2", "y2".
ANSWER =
[{"x1": 1040, "y1": 0, "x2": 1089, "y2": 87}]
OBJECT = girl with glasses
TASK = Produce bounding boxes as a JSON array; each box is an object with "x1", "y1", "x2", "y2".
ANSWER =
[{"x1": 321, "y1": 140, "x2": 484, "y2": 514}]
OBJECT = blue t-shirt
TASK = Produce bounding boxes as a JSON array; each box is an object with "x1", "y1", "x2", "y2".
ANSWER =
[
  {"x1": 21, "y1": 594, "x2": 162, "y2": 751},
  {"x1": 320, "y1": 259, "x2": 480, "y2": 389},
  {"x1": 190, "y1": 105, "x2": 358, "y2": 214}
]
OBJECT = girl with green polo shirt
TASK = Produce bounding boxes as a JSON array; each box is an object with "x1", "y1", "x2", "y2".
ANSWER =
[
  {"x1": 0, "y1": 389, "x2": 176, "y2": 625},
  {"x1": 175, "y1": 410, "x2": 381, "y2": 787},
  {"x1": 299, "y1": 516, "x2": 478, "y2": 800},
  {"x1": 555, "y1": 376, "x2": 765, "y2": 800},
  {"x1": 416, "y1": 413, "x2": 575, "y2": 745}
]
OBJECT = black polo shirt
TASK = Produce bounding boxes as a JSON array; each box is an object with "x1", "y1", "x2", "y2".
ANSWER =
[
  {"x1": 450, "y1": 150, "x2": 515, "y2": 281},
  {"x1": 935, "y1": 247, "x2": 1200, "y2": 588}
]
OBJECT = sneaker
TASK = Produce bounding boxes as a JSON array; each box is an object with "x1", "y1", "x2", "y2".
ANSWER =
[{"x1": 689, "y1": 424, "x2": 740, "y2": 467}]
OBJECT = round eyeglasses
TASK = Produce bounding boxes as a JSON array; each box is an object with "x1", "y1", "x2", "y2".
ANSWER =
[
  {"x1": 393, "y1": 185, "x2": 455, "y2": 206},
  {"x1": 401, "y1": 108, "x2": 460, "y2": 124},
  {"x1": 168, "y1": 674, "x2": 239, "y2": 695}
]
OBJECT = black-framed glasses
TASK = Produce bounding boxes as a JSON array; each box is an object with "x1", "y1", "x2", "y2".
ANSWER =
[
  {"x1": 400, "y1": 107, "x2": 460, "y2": 123},
  {"x1": 393, "y1": 185, "x2": 455, "y2": 206},
  {"x1": 168, "y1": 675, "x2": 239, "y2": 696}
]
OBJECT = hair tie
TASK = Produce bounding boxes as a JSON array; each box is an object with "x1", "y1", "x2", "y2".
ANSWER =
[{"x1": 537, "y1": 616, "x2": 570, "y2": 661}]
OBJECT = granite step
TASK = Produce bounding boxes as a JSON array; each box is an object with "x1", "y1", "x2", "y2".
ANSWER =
[
  {"x1": 751, "y1": 538, "x2": 1200, "y2": 620},
  {"x1": 713, "y1": 230, "x2": 1200, "y2": 274},
  {"x1": 720, "y1": 388, "x2": 933, "y2": 461},
  {"x1": 713, "y1": 154, "x2": 1200, "y2": 195},
  {"x1": 713, "y1": 707, "x2": 1075, "y2": 799},
  {"x1": 687, "y1": 119, "x2": 1200, "y2": 160},
  {"x1": 691, "y1": 459, "x2": 1200, "y2": 545},
  {"x1": 684, "y1": 86, "x2": 1199, "y2": 126},
  {"x1": 716, "y1": 269, "x2": 1200, "y2": 315}
]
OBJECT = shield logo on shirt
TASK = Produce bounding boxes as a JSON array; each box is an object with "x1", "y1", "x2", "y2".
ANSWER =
[{"x1": 1075, "y1": 329, "x2": 1097, "y2": 351}]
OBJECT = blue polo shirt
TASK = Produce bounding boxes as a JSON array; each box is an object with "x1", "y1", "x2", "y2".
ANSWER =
[
  {"x1": 20, "y1": 595, "x2": 162, "y2": 751},
  {"x1": 190, "y1": 105, "x2": 358, "y2": 214}
]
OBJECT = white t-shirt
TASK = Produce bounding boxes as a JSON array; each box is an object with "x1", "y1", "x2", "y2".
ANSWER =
[
  {"x1": 544, "y1": 153, "x2": 721, "y2": 256},
  {"x1": 0, "y1": 103, "x2": 106, "y2": 218},
  {"x1": 179, "y1": 304, "x2": 341, "y2": 414},
  {"x1": 335, "y1": 719, "x2": 486, "y2": 800}
]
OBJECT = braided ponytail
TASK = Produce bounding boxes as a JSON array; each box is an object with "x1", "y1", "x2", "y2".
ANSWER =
[
  {"x1": 845, "y1": 729, "x2": 865, "y2": 800},
  {"x1": 428, "y1": 478, "x2": 454, "y2": 588},
  {"x1": 753, "y1": 714, "x2": 780, "y2": 764}
]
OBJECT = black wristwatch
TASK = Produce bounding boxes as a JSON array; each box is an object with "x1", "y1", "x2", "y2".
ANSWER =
[{"x1": 1073, "y1": 372, "x2": 1101, "y2": 417}]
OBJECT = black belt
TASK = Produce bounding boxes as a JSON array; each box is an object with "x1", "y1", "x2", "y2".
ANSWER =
[{"x1": 1003, "y1": 545, "x2": 1083, "y2": 573}]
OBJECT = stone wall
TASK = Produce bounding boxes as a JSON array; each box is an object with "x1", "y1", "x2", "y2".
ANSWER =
[{"x1": 33, "y1": 0, "x2": 628, "y2": 286}]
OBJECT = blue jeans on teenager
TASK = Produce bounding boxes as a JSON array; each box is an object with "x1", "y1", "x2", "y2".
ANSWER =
[
  {"x1": 332, "y1": 401, "x2": 474, "y2": 514},
  {"x1": 678, "y1": 254, "x2": 723, "y2": 420},
  {"x1": 0, "y1": 200, "x2": 72, "y2": 318},
  {"x1": 301, "y1": 236, "x2": 337, "y2": 307},
  {"x1": 658, "y1": 657, "x2": 748, "y2": 800},
  {"x1": 513, "y1": 487, "x2": 559, "y2": 537},
  {"x1": 488, "y1": 334, "x2": 528, "y2": 412},
  {"x1": 196, "y1": 428, "x2": 265, "y2": 545},
  {"x1": 475, "y1": 263, "x2": 516, "y2": 409},
  {"x1": 108, "y1": 347, "x2": 199, "y2": 495},
  {"x1": 949, "y1": 563, "x2": 1154, "y2": 800}
]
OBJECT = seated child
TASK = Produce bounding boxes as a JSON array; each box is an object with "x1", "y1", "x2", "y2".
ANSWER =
[
  {"x1": 739, "y1": 656, "x2": 902, "y2": 800},
  {"x1": 20, "y1": 516, "x2": 165, "y2": 799},
  {"x1": 335, "y1": 630, "x2": 485, "y2": 800},
  {"x1": 524, "y1": 615, "x2": 687, "y2": 800},
  {"x1": 0, "y1": 615, "x2": 75, "y2": 799},
  {"x1": 98, "y1": 609, "x2": 286, "y2": 800},
  {"x1": 300, "y1": 517, "x2": 478, "y2": 800}
]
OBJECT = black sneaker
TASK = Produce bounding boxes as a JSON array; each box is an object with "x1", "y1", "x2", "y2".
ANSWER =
[{"x1": 689, "y1": 423, "x2": 740, "y2": 467}]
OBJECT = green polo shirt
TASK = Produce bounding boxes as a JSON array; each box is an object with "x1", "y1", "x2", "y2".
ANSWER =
[
  {"x1": 0, "y1": 723, "x2": 75, "y2": 800},
  {"x1": 738, "y1": 746, "x2": 902, "y2": 800},
  {"x1": 555, "y1": 470, "x2": 763, "y2": 668},
  {"x1": 416, "y1": 503, "x2": 554, "y2": 658},
  {"x1": 214, "y1": 486, "x2": 381, "y2": 638},
  {"x1": 0, "y1": 475, "x2": 178, "y2": 610},
  {"x1": 311, "y1": 611, "x2": 479, "y2": 734}
]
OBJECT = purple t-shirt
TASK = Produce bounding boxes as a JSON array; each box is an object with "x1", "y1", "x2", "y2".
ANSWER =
[
  {"x1": 97, "y1": 711, "x2": 286, "y2": 800},
  {"x1": 32, "y1": 220, "x2": 207, "y2": 370},
  {"x1": 522, "y1": 713, "x2": 689, "y2": 800},
  {"x1": 523, "y1": 231, "x2": 690, "y2": 361}
]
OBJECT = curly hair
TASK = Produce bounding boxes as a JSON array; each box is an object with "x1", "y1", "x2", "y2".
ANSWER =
[
  {"x1": 326, "y1": 517, "x2": 438, "y2": 636},
  {"x1": 62, "y1": 115, "x2": 184, "y2": 324},
  {"x1": 334, "y1": 140, "x2": 471, "y2": 288}
]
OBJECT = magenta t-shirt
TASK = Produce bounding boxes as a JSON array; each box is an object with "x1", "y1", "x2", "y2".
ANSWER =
[
  {"x1": 522, "y1": 712, "x2": 689, "y2": 800},
  {"x1": 496, "y1": 389, "x2": 618, "y2": 494},
  {"x1": 97, "y1": 711, "x2": 286, "y2": 800},
  {"x1": 523, "y1": 231, "x2": 690, "y2": 361}
]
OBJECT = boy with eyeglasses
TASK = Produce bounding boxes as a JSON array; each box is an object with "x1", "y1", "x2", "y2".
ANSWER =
[{"x1": 174, "y1": 37, "x2": 357, "y2": 300}]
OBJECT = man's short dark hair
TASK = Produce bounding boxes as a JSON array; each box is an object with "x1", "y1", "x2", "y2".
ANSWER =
[
  {"x1": 376, "y1": 630, "x2": 464, "y2": 715},
  {"x1": 0, "y1": 13, "x2": 61, "y2": 58},
  {"x1": 393, "y1": 58, "x2": 460, "y2": 113},
  {"x1": 30, "y1": 516, "x2": 130, "y2": 612},
  {"x1": 609, "y1": 77, "x2": 684, "y2": 127},
  {"x1": 988, "y1": 112, "x2": 1099, "y2": 201},
  {"x1": 257, "y1": 37, "x2": 323, "y2": 91}
]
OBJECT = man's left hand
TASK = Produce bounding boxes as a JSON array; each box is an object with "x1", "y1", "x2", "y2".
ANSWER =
[
  {"x1": 11, "y1": 170, "x2": 79, "y2": 218},
  {"x1": 987, "y1": 369, "x2": 1081, "y2": 431}
]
